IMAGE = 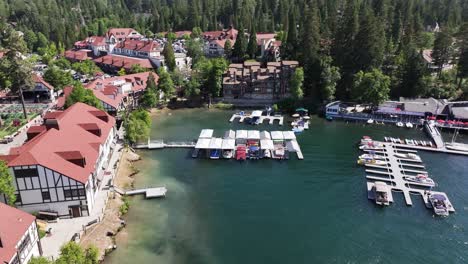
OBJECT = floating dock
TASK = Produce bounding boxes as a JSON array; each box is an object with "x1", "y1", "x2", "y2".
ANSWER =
[
  {"x1": 360, "y1": 140, "x2": 455, "y2": 214},
  {"x1": 113, "y1": 186, "x2": 167, "y2": 199},
  {"x1": 229, "y1": 112, "x2": 284, "y2": 126},
  {"x1": 134, "y1": 139, "x2": 196, "y2": 149}
]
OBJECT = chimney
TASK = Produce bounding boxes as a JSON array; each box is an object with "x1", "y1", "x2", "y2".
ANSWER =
[{"x1": 0, "y1": 235, "x2": 3, "y2": 248}]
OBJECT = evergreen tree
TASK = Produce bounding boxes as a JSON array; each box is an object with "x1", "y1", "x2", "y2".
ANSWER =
[
  {"x1": 224, "y1": 39, "x2": 233, "y2": 59},
  {"x1": 351, "y1": 68, "x2": 391, "y2": 105},
  {"x1": 320, "y1": 56, "x2": 341, "y2": 101},
  {"x1": 246, "y1": 25, "x2": 258, "y2": 59},
  {"x1": 457, "y1": 24, "x2": 468, "y2": 88},
  {"x1": 163, "y1": 40, "x2": 176, "y2": 71},
  {"x1": 283, "y1": 8, "x2": 299, "y2": 59},
  {"x1": 290, "y1": 67, "x2": 304, "y2": 100},
  {"x1": 353, "y1": 8, "x2": 385, "y2": 71},
  {"x1": 432, "y1": 28, "x2": 453, "y2": 77},
  {"x1": 300, "y1": 3, "x2": 321, "y2": 97},
  {"x1": 157, "y1": 67, "x2": 175, "y2": 99},
  {"x1": 232, "y1": 24, "x2": 247, "y2": 62}
]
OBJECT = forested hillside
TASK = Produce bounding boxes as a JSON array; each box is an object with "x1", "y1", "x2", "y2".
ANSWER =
[{"x1": 0, "y1": 0, "x2": 467, "y2": 102}]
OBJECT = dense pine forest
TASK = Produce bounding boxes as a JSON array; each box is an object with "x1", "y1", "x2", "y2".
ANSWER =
[{"x1": 1, "y1": 0, "x2": 468, "y2": 103}]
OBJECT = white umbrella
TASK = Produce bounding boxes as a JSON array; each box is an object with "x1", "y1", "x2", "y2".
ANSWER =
[
  {"x1": 292, "y1": 114, "x2": 300, "y2": 118},
  {"x1": 303, "y1": 116, "x2": 310, "y2": 120}
]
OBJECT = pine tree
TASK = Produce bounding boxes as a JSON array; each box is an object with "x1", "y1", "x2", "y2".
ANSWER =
[
  {"x1": 432, "y1": 28, "x2": 453, "y2": 77},
  {"x1": 300, "y1": 2, "x2": 321, "y2": 97},
  {"x1": 232, "y1": 24, "x2": 247, "y2": 62},
  {"x1": 246, "y1": 25, "x2": 258, "y2": 59},
  {"x1": 163, "y1": 40, "x2": 176, "y2": 71},
  {"x1": 456, "y1": 23, "x2": 468, "y2": 88},
  {"x1": 224, "y1": 39, "x2": 233, "y2": 59},
  {"x1": 283, "y1": 8, "x2": 299, "y2": 59}
]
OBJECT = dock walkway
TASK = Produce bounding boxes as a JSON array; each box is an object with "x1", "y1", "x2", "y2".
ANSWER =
[
  {"x1": 229, "y1": 114, "x2": 284, "y2": 126},
  {"x1": 424, "y1": 121, "x2": 444, "y2": 148},
  {"x1": 134, "y1": 139, "x2": 196, "y2": 149},
  {"x1": 112, "y1": 186, "x2": 167, "y2": 199},
  {"x1": 362, "y1": 141, "x2": 455, "y2": 213}
]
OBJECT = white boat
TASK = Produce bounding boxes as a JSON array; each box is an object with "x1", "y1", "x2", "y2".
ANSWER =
[
  {"x1": 357, "y1": 159, "x2": 387, "y2": 166},
  {"x1": 359, "y1": 141, "x2": 384, "y2": 150},
  {"x1": 374, "y1": 181, "x2": 390, "y2": 206},
  {"x1": 367, "y1": 119, "x2": 374, "y2": 124},
  {"x1": 360, "y1": 136, "x2": 373, "y2": 144},
  {"x1": 404, "y1": 174, "x2": 435, "y2": 187},
  {"x1": 394, "y1": 153, "x2": 421, "y2": 161},
  {"x1": 359, "y1": 154, "x2": 386, "y2": 160},
  {"x1": 429, "y1": 193, "x2": 449, "y2": 216},
  {"x1": 445, "y1": 142, "x2": 468, "y2": 152},
  {"x1": 222, "y1": 149, "x2": 234, "y2": 159},
  {"x1": 263, "y1": 149, "x2": 271, "y2": 158},
  {"x1": 396, "y1": 122, "x2": 404, "y2": 127},
  {"x1": 405, "y1": 122, "x2": 413, "y2": 128},
  {"x1": 292, "y1": 126, "x2": 304, "y2": 133}
]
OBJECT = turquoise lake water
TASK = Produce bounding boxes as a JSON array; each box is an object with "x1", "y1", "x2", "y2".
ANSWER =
[{"x1": 106, "y1": 109, "x2": 468, "y2": 264}]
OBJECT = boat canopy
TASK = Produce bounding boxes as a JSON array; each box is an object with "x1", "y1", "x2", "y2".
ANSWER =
[
  {"x1": 296, "y1": 108, "x2": 308, "y2": 112},
  {"x1": 195, "y1": 138, "x2": 211, "y2": 149},
  {"x1": 208, "y1": 138, "x2": 223, "y2": 149},
  {"x1": 260, "y1": 131, "x2": 271, "y2": 139},
  {"x1": 282, "y1": 131, "x2": 296, "y2": 140},
  {"x1": 251, "y1": 110, "x2": 263, "y2": 117},
  {"x1": 375, "y1": 182, "x2": 388, "y2": 192},
  {"x1": 431, "y1": 194, "x2": 446, "y2": 201},
  {"x1": 224, "y1": 130, "x2": 236, "y2": 139},
  {"x1": 247, "y1": 130, "x2": 260, "y2": 139},
  {"x1": 236, "y1": 130, "x2": 248, "y2": 139},
  {"x1": 286, "y1": 140, "x2": 300, "y2": 152},
  {"x1": 271, "y1": 131, "x2": 284, "y2": 140},
  {"x1": 221, "y1": 138, "x2": 235, "y2": 150},
  {"x1": 260, "y1": 139, "x2": 275, "y2": 150},
  {"x1": 199, "y1": 129, "x2": 214, "y2": 138}
]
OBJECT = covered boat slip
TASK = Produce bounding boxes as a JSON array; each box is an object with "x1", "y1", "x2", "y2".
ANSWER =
[
  {"x1": 199, "y1": 129, "x2": 214, "y2": 138},
  {"x1": 195, "y1": 138, "x2": 211, "y2": 149},
  {"x1": 221, "y1": 138, "x2": 236, "y2": 150},
  {"x1": 224, "y1": 129, "x2": 236, "y2": 139},
  {"x1": 208, "y1": 138, "x2": 223, "y2": 149},
  {"x1": 270, "y1": 131, "x2": 284, "y2": 141},
  {"x1": 247, "y1": 130, "x2": 260, "y2": 140}
]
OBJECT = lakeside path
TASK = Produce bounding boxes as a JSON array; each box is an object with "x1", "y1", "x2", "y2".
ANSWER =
[
  {"x1": 41, "y1": 128, "x2": 125, "y2": 259},
  {"x1": 79, "y1": 148, "x2": 140, "y2": 260}
]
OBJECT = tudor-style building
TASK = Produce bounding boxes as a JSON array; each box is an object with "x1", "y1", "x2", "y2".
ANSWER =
[
  {"x1": 0, "y1": 103, "x2": 116, "y2": 218},
  {"x1": 0, "y1": 203, "x2": 42, "y2": 264}
]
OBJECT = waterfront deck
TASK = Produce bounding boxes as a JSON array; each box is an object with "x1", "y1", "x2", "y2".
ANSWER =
[
  {"x1": 229, "y1": 113, "x2": 284, "y2": 126},
  {"x1": 134, "y1": 139, "x2": 196, "y2": 149},
  {"x1": 360, "y1": 141, "x2": 455, "y2": 214}
]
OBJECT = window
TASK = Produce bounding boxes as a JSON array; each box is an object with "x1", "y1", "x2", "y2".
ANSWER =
[
  {"x1": 18, "y1": 233, "x2": 31, "y2": 254},
  {"x1": 64, "y1": 189, "x2": 86, "y2": 199},
  {"x1": 42, "y1": 191, "x2": 51, "y2": 200},
  {"x1": 15, "y1": 193, "x2": 22, "y2": 204},
  {"x1": 63, "y1": 189, "x2": 72, "y2": 198},
  {"x1": 14, "y1": 168, "x2": 38, "y2": 178},
  {"x1": 78, "y1": 189, "x2": 86, "y2": 196}
]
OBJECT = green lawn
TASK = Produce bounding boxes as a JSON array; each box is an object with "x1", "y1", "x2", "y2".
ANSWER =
[{"x1": 0, "y1": 113, "x2": 38, "y2": 139}]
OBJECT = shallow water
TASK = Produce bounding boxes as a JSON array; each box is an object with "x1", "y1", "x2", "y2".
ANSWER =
[{"x1": 106, "y1": 109, "x2": 468, "y2": 264}]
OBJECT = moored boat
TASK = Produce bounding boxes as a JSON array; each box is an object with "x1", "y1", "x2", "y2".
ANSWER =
[
  {"x1": 404, "y1": 174, "x2": 435, "y2": 187},
  {"x1": 396, "y1": 122, "x2": 404, "y2": 127},
  {"x1": 429, "y1": 193, "x2": 449, "y2": 216},
  {"x1": 374, "y1": 181, "x2": 390, "y2": 206},
  {"x1": 210, "y1": 149, "x2": 220, "y2": 159},
  {"x1": 367, "y1": 119, "x2": 374, "y2": 124},
  {"x1": 394, "y1": 153, "x2": 421, "y2": 161},
  {"x1": 236, "y1": 146, "x2": 246, "y2": 161},
  {"x1": 445, "y1": 142, "x2": 468, "y2": 152},
  {"x1": 359, "y1": 154, "x2": 386, "y2": 160},
  {"x1": 222, "y1": 149, "x2": 233, "y2": 159},
  {"x1": 357, "y1": 159, "x2": 387, "y2": 166},
  {"x1": 405, "y1": 122, "x2": 413, "y2": 128}
]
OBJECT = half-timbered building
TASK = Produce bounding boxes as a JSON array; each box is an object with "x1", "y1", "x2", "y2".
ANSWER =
[{"x1": 0, "y1": 103, "x2": 116, "y2": 218}]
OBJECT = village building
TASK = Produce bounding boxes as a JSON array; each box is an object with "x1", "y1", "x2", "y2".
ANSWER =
[
  {"x1": 202, "y1": 27, "x2": 238, "y2": 57},
  {"x1": 0, "y1": 103, "x2": 116, "y2": 218},
  {"x1": 84, "y1": 72, "x2": 160, "y2": 115},
  {"x1": 0, "y1": 203, "x2": 42, "y2": 264},
  {"x1": 422, "y1": 49, "x2": 455, "y2": 72},
  {"x1": 256, "y1": 33, "x2": 282, "y2": 61},
  {"x1": 93, "y1": 54, "x2": 155, "y2": 73},
  {"x1": 222, "y1": 61, "x2": 299, "y2": 103}
]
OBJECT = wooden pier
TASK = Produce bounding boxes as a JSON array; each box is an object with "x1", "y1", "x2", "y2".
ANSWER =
[
  {"x1": 361, "y1": 141, "x2": 455, "y2": 214},
  {"x1": 113, "y1": 186, "x2": 167, "y2": 199},
  {"x1": 229, "y1": 113, "x2": 284, "y2": 126}
]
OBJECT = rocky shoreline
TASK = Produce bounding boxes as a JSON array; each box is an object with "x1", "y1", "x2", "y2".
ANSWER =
[{"x1": 79, "y1": 148, "x2": 141, "y2": 262}]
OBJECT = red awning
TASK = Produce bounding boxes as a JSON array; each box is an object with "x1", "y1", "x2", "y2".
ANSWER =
[
  {"x1": 447, "y1": 120, "x2": 455, "y2": 124},
  {"x1": 437, "y1": 120, "x2": 445, "y2": 123},
  {"x1": 428, "y1": 116, "x2": 436, "y2": 120}
]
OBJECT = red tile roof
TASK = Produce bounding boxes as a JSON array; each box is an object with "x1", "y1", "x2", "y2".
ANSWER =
[
  {"x1": 64, "y1": 49, "x2": 93, "y2": 61},
  {"x1": 1, "y1": 103, "x2": 115, "y2": 183},
  {"x1": 85, "y1": 72, "x2": 159, "y2": 109},
  {"x1": 256, "y1": 33, "x2": 277, "y2": 45},
  {"x1": 56, "y1": 86, "x2": 73, "y2": 109},
  {"x1": 27, "y1": 125, "x2": 46, "y2": 134},
  {"x1": 0, "y1": 203, "x2": 36, "y2": 264},
  {"x1": 93, "y1": 54, "x2": 154, "y2": 70},
  {"x1": 33, "y1": 75, "x2": 54, "y2": 90},
  {"x1": 115, "y1": 39, "x2": 160, "y2": 53},
  {"x1": 106, "y1": 28, "x2": 141, "y2": 39}
]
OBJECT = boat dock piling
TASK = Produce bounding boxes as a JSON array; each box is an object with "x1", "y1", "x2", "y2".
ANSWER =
[
  {"x1": 229, "y1": 113, "x2": 284, "y2": 126},
  {"x1": 361, "y1": 141, "x2": 455, "y2": 213}
]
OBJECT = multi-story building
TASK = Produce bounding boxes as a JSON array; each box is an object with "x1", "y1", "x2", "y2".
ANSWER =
[
  {"x1": 202, "y1": 27, "x2": 238, "y2": 57},
  {"x1": 85, "y1": 72, "x2": 160, "y2": 115},
  {"x1": 0, "y1": 103, "x2": 116, "y2": 218},
  {"x1": 0, "y1": 203, "x2": 42, "y2": 264},
  {"x1": 222, "y1": 61, "x2": 299, "y2": 102}
]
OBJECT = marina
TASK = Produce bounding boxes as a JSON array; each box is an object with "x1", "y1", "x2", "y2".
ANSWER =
[
  {"x1": 193, "y1": 129, "x2": 304, "y2": 160},
  {"x1": 359, "y1": 137, "x2": 455, "y2": 216},
  {"x1": 229, "y1": 111, "x2": 284, "y2": 126}
]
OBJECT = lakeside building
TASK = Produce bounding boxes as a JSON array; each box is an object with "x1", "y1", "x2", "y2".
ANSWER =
[
  {"x1": 0, "y1": 103, "x2": 116, "y2": 218},
  {"x1": 0, "y1": 75, "x2": 55, "y2": 104},
  {"x1": 84, "y1": 72, "x2": 160, "y2": 115},
  {"x1": 222, "y1": 61, "x2": 299, "y2": 103},
  {"x1": 0, "y1": 203, "x2": 42, "y2": 264},
  {"x1": 202, "y1": 27, "x2": 281, "y2": 60},
  {"x1": 65, "y1": 28, "x2": 191, "y2": 73},
  {"x1": 421, "y1": 49, "x2": 455, "y2": 73}
]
